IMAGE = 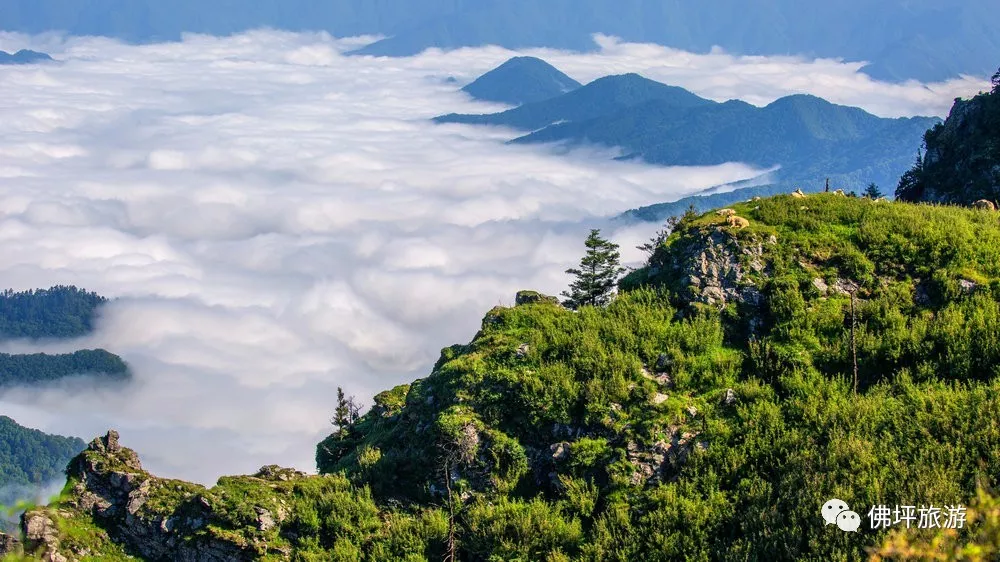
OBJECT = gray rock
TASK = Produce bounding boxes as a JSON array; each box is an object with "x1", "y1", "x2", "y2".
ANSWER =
[
  {"x1": 668, "y1": 230, "x2": 770, "y2": 308},
  {"x1": 722, "y1": 388, "x2": 736, "y2": 406},
  {"x1": 255, "y1": 507, "x2": 276, "y2": 532},
  {"x1": 702, "y1": 286, "x2": 726, "y2": 304},
  {"x1": 0, "y1": 532, "x2": 20, "y2": 556},
  {"x1": 514, "y1": 290, "x2": 560, "y2": 306},
  {"x1": 832, "y1": 278, "x2": 859, "y2": 295},
  {"x1": 812, "y1": 277, "x2": 829, "y2": 295},
  {"x1": 550, "y1": 442, "x2": 569, "y2": 460}
]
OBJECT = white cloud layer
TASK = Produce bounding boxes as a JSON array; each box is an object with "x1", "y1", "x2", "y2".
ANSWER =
[{"x1": 0, "y1": 30, "x2": 986, "y2": 484}]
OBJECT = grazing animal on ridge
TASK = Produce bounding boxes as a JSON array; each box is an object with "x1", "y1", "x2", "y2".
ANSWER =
[{"x1": 727, "y1": 215, "x2": 750, "y2": 229}]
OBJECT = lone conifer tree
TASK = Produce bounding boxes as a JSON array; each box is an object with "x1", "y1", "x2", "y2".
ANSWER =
[
  {"x1": 562, "y1": 229, "x2": 625, "y2": 309},
  {"x1": 863, "y1": 182, "x2": 883, "y2": 199},
  {"x1": 332, "y1": 387, "x2": 361, "y2": 437}
]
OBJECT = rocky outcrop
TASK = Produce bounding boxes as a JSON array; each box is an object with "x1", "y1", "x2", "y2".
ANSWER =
[
  {"x1": 515, "y1": 290, "x2": 560, "y2": 306},
  {"x1": 626, "y1": 427, "x2": 708, "y2": 486},
  {"x1": 897, "y1": 89, "x2": 1000, "y2": 204},
  {"x1": 19, "y1": 431, "x2": 261, "y2": 562},
  {"x1": 22, "y1": 512, "x2": 66, "y2": 562},
  {"x1": 664, "y1": 228, "x2": 770, "y2": 308},
  {"x1": 0, "y1": 531, "x2": 21, "y2": 556}
]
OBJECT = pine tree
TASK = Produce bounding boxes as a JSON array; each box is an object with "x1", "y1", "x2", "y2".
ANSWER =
[
  {"x1": 333, "y1": 387, "x2": 351, "y2": 437},
  {"x1": 562, "y1": 229, "x2": 625, "y2": 309},
  {"x1": 895, "y1": 151, "x2": 925, "y2": 201},
  {"x1": 863, "y1": 182, "x2": 883, "y2": 199}
]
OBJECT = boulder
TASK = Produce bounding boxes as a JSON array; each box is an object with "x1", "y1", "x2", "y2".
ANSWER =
[
  {"x1": 812, "y1": 278, "x2": 829, "y2": 295},
  {"x1": 514, "y1": 290, "x2": 560, "y2": 306},
  {"x1": 973, "y1": 199, "x2": 996, "y2": 211}
]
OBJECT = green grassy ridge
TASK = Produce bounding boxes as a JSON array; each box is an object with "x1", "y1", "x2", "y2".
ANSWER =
[
  {"x1": 313, "y1": 194, "x2": 1000, "y2": 559},
  {"x1": 636, "y1": 192, "x2": 1000, "y2": 293},
  {"x1": 14, "y1": 194, "x2": 1000, "y2": 560}
]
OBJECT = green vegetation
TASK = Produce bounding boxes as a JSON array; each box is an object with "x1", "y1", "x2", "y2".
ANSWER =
[
  {"x1": 864, "y1": 182, "x2": 883, "y2": 199},
  {"x1": 0, "y1": 286, "x2": 107, "y2": 340},
  {"x1": 896, "y1": 69, "x2": 1000, "y2": 204},
  {"x1": 870, "y1": 487, "x2": 1000, "y2": 561},
  {"x1": 0, "y1": 417, "x2": 84, "y2": 533},
  {"x1": 15, "y1": 195, "x2": 1000, "y2": 559},
  {"x1": 309, "y1": 194, "x2": 1000, "y2": 560},
  {"x1": 0, "y1": 417, "x2": 83, "y2": 490},
  {"x1": 0, "y1": 350, "x2": 129, "y2": 389}
]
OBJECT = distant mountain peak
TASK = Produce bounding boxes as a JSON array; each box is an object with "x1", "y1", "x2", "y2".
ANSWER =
[
  {"x1": 461, "y1": 56, "x2": 581, "y2": 105},
  {"x1": 436, "y1": 71, "x2": 712, "y2": 131},
  {"x1": 765, "y1": 93, "x2": 835, "y2": 108},
  {"x1": 0, "y1": 49, "x2": 53, "y2": 65}
]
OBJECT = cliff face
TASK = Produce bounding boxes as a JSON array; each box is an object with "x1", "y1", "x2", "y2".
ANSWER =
[{"x1": 896, "y1": 83, "x2": 1000, "y2": 204}]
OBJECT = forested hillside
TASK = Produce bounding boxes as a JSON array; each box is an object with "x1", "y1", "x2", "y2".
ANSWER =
[
  {"x1": 0, "y1": 418, "x2": 85, "y2": 533},
  {"x1": 0, "y1": 350, "x2": 129, "y2": 388},
  {"x1": 0, "y1": 286, "x2": 126, "y2": 539},
  {"x1": 0, "y1": 418, "x2": 83, "y2": 494},
  {"x1": 0, "y1": 287, "x2": 107, "y2": 340}
]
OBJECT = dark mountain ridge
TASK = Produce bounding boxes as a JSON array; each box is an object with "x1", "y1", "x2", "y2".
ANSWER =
[
  {"x1": 438, "y1": 69, "x2": 938, "y2": 211},
  {"x1": 435, "y1": 72, "x2": 715, "y2": 130}
]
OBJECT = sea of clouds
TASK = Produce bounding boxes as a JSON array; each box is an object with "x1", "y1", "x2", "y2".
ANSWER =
[{"x1": 0, "y1": 30, "x2": 989, "y2": 484}]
